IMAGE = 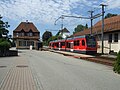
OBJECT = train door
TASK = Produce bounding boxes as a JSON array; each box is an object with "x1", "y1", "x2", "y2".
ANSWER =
[
  {"x1": 81, "y1": 39, "x2": 86, "y2": 51},
  {"x1": 70, "y1": 41, "x2": 74, "y2": 52},
  {"x1": 59, "y1": 42, "x2": 60, "y2": 50}
]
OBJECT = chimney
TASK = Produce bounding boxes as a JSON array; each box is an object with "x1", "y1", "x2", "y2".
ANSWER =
[{"x1": 26, "y1": 20, "x2": 28, "y2": 23}]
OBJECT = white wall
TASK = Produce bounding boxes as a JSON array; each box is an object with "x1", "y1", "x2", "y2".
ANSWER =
[
  {"x1": 97, "y1": 32, "x2": 120, "y2": 54},
  {"x1": 62, "y1": 32, "x2": 70, "y2": 39}
]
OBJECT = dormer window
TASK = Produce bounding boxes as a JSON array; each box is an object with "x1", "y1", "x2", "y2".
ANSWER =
[
  {"x1": 29, "y1": 32, "x2": 33, "y2": 36},
  {"x1": 21, "y1": 29, "x2": 25, "y2": 36},
  {"x1": 21, "y1": 32, "x2": 24, "y2": 36},
  {"x1": 29, "y1": 30, "x2": 33, "y2": 36},
  {"x1": 16, "y1": 33, "x2": 19, "y2": 37}
]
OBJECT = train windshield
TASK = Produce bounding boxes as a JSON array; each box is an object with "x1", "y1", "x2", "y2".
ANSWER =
[{"x1": 86, "y1": 36, "x2": 96, "y2": 47}]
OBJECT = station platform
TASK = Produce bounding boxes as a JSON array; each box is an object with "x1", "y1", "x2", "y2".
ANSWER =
[{"x1": 49, "y1": 49, "x2": 115, "y2": 66}]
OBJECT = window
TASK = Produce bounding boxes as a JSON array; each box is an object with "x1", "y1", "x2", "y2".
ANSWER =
[
  {"x1": 67, "y1": 42, "x2": 70, "y2": 48},
  {"x1": 52, "y1": 43, "x2": 54, "y2": 47},
  {"x1": 21, "y1": 32, "x2": 24, "y2": 36},
  {"x1": 114, "y1": 33, "x2": 118, "y2": 42},
  {"x1": 60, "y1": 42, "x2": 65, "y2": 48},
  {"x1": 55, "y1": 43, "x2": 59, "y2": 47},
  {"x1": 74, "y1": 40, "x2": 80, "y2": 46},
  {"x1": 16, "y1": 33, "x2": 19, "y2": 37},
  {"x1": 27, "y1": 41, "x2": 34, "y2": 46},
  {"x1": 82, "y1": 40, "x2": 85, "y2": 46},
  {"x1": 23, "y1": 41, "x2": 26, "y2": 46},
  {"x1": 19, "y1": 41, "x2": 22, "y2": 46},
  {"x1": 29, "y1": 32, "x2": 33, "y2": 36},
  {"x1": 108, "y1": 34, "x2": 112, "y2": 43}
]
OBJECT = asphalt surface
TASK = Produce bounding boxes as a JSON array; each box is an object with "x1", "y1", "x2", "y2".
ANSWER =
[{"x1": 0, "y1": 50, "x2": 120, "y2": 90}]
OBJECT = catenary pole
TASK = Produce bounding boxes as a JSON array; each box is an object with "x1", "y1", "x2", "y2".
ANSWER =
[
  {"x1": 88, "y1": 11, "x2": 94, "y2": 35},
  {"x1": 100, "y1": 3, "x2": 107, "y2": 54}
]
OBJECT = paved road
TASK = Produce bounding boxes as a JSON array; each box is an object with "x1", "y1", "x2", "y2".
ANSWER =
[
  {"x1": 0, "y1": 50, "x2": 120, "y2": 90},
  {"x1": 25, "y1": 50, "x2": 120, "y2": 90}
]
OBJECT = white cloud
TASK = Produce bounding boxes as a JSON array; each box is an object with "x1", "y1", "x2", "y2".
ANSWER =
[
  {"x1": 0, "y1": 0, "x2": 90, "y2": 23},
  {"x1": 105, "y1": 0, "x2": 120, "y2": 9},
  {"x1": 0, "y1": 0, "x2": 119, "y2": 35}
]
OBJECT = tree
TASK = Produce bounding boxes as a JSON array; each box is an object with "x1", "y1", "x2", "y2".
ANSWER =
[
  {"x1": 42, "y1": 31, "x2": 52, "y2": 41},
  {"x1": 48, "y1": 36, "x2": 58, "y2": 42},
  {"x1": 73, "y1": 24, "x2": 88, "y2": 34},
  {"x1": 0, "y1": 16, "x2": 11, "y2": 56},
  {"x1": 105, "y1": 13, "x2": 117, "y2": 19},
  {"x1": 0, "y1": 38, "x2": 11, "y2": 56},
  {"x1": 0, "y1": 16, "x2": 10, "y2": 38},
  {"x1": 85, "y1": 23, "x2": 88, "y2": 29}
]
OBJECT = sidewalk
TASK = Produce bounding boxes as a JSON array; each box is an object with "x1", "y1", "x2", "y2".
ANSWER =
[
  {"x1": 49, "y1": 49, "x2": 115, "y2": 66},
  {"x1": 0, "y1": 56, "x2": 37, "y2": 90}
]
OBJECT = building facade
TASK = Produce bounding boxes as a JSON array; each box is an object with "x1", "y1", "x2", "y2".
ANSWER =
[
  {"x1": 13, "y1": 21, "x2": 40, "y2": 49},
  {"x1": 59, "y1": 28, "x2": 70, "y2": 38},
  {"x1": 73, "y1": 15, "x2": 120, "y2": 54}
]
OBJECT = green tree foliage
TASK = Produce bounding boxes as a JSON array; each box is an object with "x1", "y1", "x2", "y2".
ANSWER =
[
  {"x1": 43, "y1": 36, "x2": 58, "y2": 46},
  {"x1": 0, "y1": 38, "x2": 11, "y2": 56},
  {"x1": 105, "y1": 13, "x2": 117, "y2": 19},
  {"x1": 42, "y1": 31, "x2": 52, "y2": 41},
  {"x1": 48, "y1": 36, "x2": 58, "y2": 42},
  {"x1": 0, "y1": 16, "x2": 9, "y2": 38},
  {"x1": 0, "y1": 16, "x2": 11, "y2": 55},
  {"x1": 113, "y1": 51, "x2": 120, "y2": 74},
  {"x1": 85, "y1": 24, "x2": 88, "y2": 28},
  {"x1": 73, "y1": 24, "x2": 88, "y2": 34}
]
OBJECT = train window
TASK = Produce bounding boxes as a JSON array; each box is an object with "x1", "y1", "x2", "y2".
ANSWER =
[
  {"x1": 77, "y1": 40, "x2": 79, "y2": 46},
  {"x1": 67, "y1": 42, "x2": 70, "y2": 48},
  {"x1": 56, "y1": 43, "x2": 59, "y2": 47},
  {"x1": 82, "y1": 40, "x2": 85, "y2": 46},
  {"x1": 60, "y1": 42, "x2": 65, "y2": 48},
  {"x1": 61, "y1": 42, "x2": 65, "y2": 46},
  {"x1": 52, "y1": 43, "x2": 54, "y2": 47},
  {"x1": 74, "y1": 40, "x2": 80, "y2": 46}
]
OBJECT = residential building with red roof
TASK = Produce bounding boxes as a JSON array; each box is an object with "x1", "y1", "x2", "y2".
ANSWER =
[
  {"x1": 73, "y1": 15, "x2": 120, "y2": 54},
  {"x1": 59, "y1": 28, "x2": 70, "y2": 38},
  {"x1": 13, "y1": 21, "x2": 40, "y2": 49}
]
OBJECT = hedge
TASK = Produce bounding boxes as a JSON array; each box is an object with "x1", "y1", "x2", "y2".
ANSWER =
[
  {"x1": 113, "y1": 51, "x2": 120, "y2": 74},
  {"x1": 0, "y1": 39, "x2": 11, "y2": 56}
]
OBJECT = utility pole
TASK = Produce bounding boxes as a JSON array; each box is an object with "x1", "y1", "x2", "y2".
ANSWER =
[
  {"x1": 88, "y1": 10, "x2": 94, "y2": 35},
  {"x1": 61, "y1": 15, "x2": 64, "y2": 30},
  {"x1": 100, "y1": 3, "x2": 107, "y2": 54}
]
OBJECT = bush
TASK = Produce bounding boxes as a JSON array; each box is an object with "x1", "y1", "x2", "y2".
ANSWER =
[
  {"x1": 113, "y1": 51, "x2": 120, "y2": 74},
  {"x1": 0, "y1": 39, "x2": 11, "y2": 56}
]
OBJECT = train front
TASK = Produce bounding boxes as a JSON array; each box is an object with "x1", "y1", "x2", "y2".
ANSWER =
[{"x1": 85, "y1": 35, "x2": 97, "y2": 54}]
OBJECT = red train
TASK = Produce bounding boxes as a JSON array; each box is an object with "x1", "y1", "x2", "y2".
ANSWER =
[{"x1": 49, "y1": 35, "x2": 97, "y2": 54}]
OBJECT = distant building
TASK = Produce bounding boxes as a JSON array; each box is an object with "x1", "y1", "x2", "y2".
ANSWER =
[
  {"x1": 73, "y1": 15, "x2": 120, "y2": 54},
  {"x1": 59, "y1": 28, "x2": 70, "y2": 38},
  {"x1": 13, "y1": 21, "x2": 40, "y2": 49}
]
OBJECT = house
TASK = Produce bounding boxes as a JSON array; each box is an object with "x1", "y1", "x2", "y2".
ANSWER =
[
  {"x1": 59, "y1": 28, "x2": 70, "y2": 38},
  {"x1": 73, "y1": 15, "x2": 120, "y2": 54},
  {"x1": 13, "y1": 21, "x2": 40, "y2": 49}
]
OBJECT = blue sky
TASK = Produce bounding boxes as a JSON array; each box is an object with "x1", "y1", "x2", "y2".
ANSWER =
[{"x1": 0, "y1": 0, "x2": 120, "y2": 39}]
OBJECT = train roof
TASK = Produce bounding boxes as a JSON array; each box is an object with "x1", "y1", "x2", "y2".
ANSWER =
[{"x1": 49, "y1": 35, "x2": 94, "y2": 43}]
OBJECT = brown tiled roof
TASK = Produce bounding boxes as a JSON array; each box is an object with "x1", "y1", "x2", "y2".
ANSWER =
[
  {"x1": 13, "y1": 22, "x2": 40, "y2": 33},
  {"x1": 73, "y1": 15, "x2": 120, "y2": 36}
]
